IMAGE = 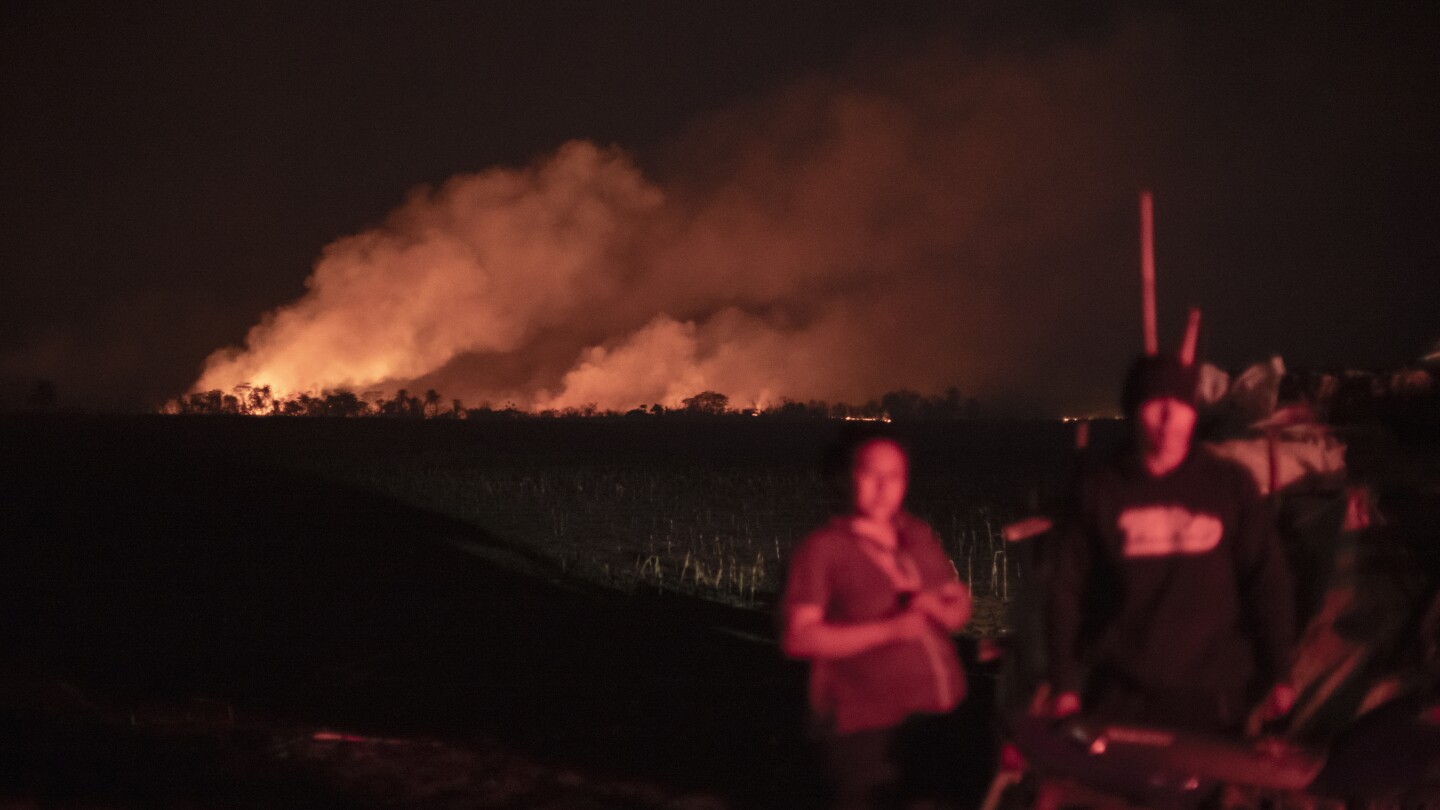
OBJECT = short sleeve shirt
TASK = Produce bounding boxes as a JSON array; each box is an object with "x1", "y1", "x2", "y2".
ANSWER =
[{"x1": 782, "y1": 512, "x2": 967, "y2": 734}]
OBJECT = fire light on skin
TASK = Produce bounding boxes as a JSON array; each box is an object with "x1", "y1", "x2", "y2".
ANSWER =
[
  {"x1": 783, "y1": 440, "x2": 970, "y2": 663},
  {"x1": 781, "y1": 436, "x2": 972, "y2": 804},
  {"x1": 1048, "y1": 354, "x2": 1298, "y2": 727},
  {"x1": 1136, "y1": 396, "x2": 1197, "y2": 478}
]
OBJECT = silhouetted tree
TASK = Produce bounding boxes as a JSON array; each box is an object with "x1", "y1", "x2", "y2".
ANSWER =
[
  {"x1": 232, "y1": 383, "x2": 254, "y2": 414},
  {"x1": 294, "y1": 393, "x2": 321, "y2": 416},
  {"x1": 321, "y1": 390, "x2": 367, "y2": 417},
  {"x1": 379, "y1": 389, "x2": 424, "y2": 418},
  {"x1": 880, "y1": 389, "x2": 924, "y2": 421},
  {"x1": 182, "y1": 389, "x2": 224, "y2": 414},
  {"x1": 766, "y1": 398, "x2": 827, "y2": 418},
  {"x1": 936, "y1": 386, "x2": 965, "y2": 419},
  {"x1": 682, "y1": 391, "x2": 730, "y2": 415}
]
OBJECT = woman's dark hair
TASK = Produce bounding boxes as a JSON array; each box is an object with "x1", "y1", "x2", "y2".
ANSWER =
[{"x1": 820, "y1": 424, "x2": 910, "y2": 511}]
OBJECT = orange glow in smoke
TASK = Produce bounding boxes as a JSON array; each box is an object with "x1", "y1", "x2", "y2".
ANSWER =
[{"x1": 193, "y1": 34, "x2": 1169, "y2": 414}]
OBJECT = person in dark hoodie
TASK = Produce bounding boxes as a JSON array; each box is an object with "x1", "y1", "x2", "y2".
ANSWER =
[{"x1": 1046, "y1": 353, "x2": 1297, "y2": 732}]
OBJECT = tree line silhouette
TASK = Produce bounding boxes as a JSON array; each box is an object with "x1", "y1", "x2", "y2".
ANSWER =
[
  {"x1": 163, "y1": 365, "x2": 1440, "y2": 439},
  {"x1": 166, "y1": 384, "x2": 984, "y2": 422}
]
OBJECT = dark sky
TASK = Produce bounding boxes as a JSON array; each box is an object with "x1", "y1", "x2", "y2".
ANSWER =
[{"x1": 2, "y1": 1, "x2": 1437, "y2": 413}]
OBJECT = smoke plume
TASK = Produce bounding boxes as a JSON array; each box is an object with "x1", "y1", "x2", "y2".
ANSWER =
[{"x1": 196, "y1": 23, "x2": 1172, "y2": 414}]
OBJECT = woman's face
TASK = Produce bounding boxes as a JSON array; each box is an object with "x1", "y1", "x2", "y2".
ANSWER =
[{"x1": 851, "y1": 439, "x2": 908, "y2": 522}]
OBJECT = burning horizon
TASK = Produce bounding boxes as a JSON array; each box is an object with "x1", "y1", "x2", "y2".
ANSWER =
[{"x1": 192, "y1": 25, "x2": 1175, "y2": 415}]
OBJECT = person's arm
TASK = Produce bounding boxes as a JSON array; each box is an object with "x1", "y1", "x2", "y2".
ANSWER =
[
  {"x1": 782, "y1": 603, "x2": 931, "y2": 660},
  {"x1": 1046, "y1": 479, "x2": 1096, "y2": 713},
  {"x1": 912, "y1": 580, "x2": 972, "y2": 633},
  {"x1": 1232, "y1": 468, "x2": 1297, "y2": 707},
  {"x1": 902, "y1": 518, "x2": 973, "y2": 633},
  {"x1": 780, "y1": 529, "x2": 931, "y2": 662}
]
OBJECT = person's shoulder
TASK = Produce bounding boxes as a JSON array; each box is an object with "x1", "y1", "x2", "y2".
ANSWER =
[
  {"x1": 1193, "y1": 445, "x2": 1263, "y2": 491},
  {"x1": 791, "y1": 517, "x2": 852, "y2": 558},
  {"x1": 895, "y1": 511, "x2": 935, "y2": 533},
  {"x1": 896, "y1": 512, "x2": 942, "y2": 547}
]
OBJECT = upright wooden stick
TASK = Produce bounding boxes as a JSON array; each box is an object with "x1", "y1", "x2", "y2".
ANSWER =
[
  {"x1": 1179, "y1": 307, "x2": 1202, "y2": 366},
  {"x1": 1140, "y1": 190, "x2": 1157, "y2": 355}
]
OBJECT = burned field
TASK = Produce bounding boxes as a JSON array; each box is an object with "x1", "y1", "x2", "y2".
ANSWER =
[{"x1": 0, "y1": 415, "x2": 1086, "y2": 807}]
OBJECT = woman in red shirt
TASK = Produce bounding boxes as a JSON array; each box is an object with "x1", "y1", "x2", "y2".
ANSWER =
[{"x1": 782, "y1": 433, "x2": 972, "y2": 809}]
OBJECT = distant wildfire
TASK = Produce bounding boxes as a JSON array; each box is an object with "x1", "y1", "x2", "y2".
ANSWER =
[{"x1": 193, "y1": 25, "x2": 1167, "y2": 413}]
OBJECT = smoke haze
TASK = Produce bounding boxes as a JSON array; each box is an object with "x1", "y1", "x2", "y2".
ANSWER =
[
  {"x1": 3, "y1": 4, "x2": 1437, "y2": 413},
  {"x1": 195, "y1": 24, "x2": 1171, "y2": 414}
]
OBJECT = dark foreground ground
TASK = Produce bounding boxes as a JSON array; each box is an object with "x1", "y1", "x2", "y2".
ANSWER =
[{"x1": 0, "y1": 416, "x2": 1004, "y2": 808}]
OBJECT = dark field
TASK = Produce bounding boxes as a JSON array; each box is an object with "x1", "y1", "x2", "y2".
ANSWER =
[{"x1": 0, "y1": 415, "x2": 1102, "y2": 808}]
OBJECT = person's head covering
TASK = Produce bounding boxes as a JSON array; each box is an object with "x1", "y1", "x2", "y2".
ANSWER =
[{"x1": 1121, "y1": 353, "x2": 1198, "y2": 416}]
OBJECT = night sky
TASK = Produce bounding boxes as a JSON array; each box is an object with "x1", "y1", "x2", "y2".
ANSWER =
[{"x1": 2, "y1": 1, "x2": 1437, "y2": 414}]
